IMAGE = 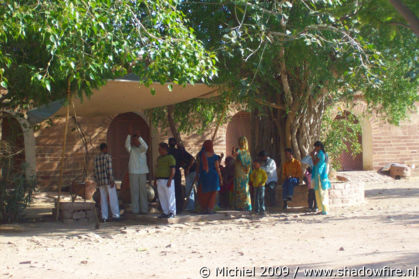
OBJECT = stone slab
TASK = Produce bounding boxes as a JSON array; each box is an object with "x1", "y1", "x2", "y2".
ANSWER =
[
  {"x1": 58, "y1": 201, "x2": 95, "y2": 211},
  {"x1": 72, "y1": 211, "x2": 87, "y2": 220}
]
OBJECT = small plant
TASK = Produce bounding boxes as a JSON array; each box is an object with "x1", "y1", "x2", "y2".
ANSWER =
[
  {"x1": 321, "y1": 108, "x2": 362, "y2": 170},
  {"x1": 0, "y1": 171, "x2": 36, "y2": 223}
]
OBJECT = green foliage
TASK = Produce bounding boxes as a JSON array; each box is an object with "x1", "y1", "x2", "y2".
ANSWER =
[
  {"x1": 0, "y1": 0, "x2": 217, "y2": 109},
  {"x1": 149, "y1": 95, "x2": 229, "y2": 134},
  {"x1": 354, "y1": 0, "x2": 418, "y2": 40},
  {"x1": 183, "y1": 0, "x2": 418, "y2": 109},
  {"x1": 321, "y1": 108, "x2": 362, "y2": 170},
  {"x1": 176, "y1": 0, "x2": 418, "y2": 155},
  {"x1": 1, "y1": 0, "x2": 417, "y2": 157},
  {"x1": 360, "y1": 26, "x2": 419, "y2": 124}
]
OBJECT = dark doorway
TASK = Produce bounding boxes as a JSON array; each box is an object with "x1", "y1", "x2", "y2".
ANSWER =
[
  {"x1": 226, "y1": 111, "x2": 252, "y2": 157},
  {"x1": 107, "y1": 112, "x2": 151, "y2": 180}
]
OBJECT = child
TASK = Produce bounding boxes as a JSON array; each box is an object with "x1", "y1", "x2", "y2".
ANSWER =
[
  {"x1": 220, "y1": 156, "x2": 235, "y2": 208},
  {"x1": 249, "y1": 160, "x2": 268, "y2": 214},
  {"x1": 304, "y1": 167, "x2": 317, "y2": 212}
]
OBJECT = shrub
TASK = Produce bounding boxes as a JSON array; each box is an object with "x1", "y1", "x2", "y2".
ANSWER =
[
  {"x1": 321, "y1": 108, "x2": 362, "y2": 170},
  {"x1": 0, "y1": 171, "x2": 36, "y2": 223}
]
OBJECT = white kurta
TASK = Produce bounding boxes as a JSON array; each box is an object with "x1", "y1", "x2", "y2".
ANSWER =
[
  {"x1": 125, "y1": 135, "x2": 149, "y2": 174},
  {"x1": 261, "y1": 157, "x2": 278, "y2": 184}
]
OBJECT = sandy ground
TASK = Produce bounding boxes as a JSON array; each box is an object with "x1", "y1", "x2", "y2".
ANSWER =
[{"x1": 1, "y1": 172, "x2": 419, "y2": 279}]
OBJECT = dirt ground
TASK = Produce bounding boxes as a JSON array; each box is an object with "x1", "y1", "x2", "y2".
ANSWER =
[{"x1": 1, "y1": 171, "x2": 419, "y2": 279}]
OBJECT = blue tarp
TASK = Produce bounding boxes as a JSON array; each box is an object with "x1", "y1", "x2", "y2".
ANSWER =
[{"x1": 27, "y1": 99, "x2": 65, "y2": 124}]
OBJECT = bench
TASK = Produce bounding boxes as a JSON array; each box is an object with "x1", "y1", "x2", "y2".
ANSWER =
[{"x1": 276, "y1": 183, "x2": 309, "y2": 208}]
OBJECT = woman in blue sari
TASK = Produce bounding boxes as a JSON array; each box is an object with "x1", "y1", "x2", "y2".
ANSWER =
[
  {"x1": 310, "y1": 141, "x2": 331, "y2": 215},
  {"x1": 196, "y1": 140, "x2": 223, "y2": 214}
]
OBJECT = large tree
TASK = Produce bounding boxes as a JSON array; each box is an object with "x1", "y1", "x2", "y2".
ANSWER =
[
  {"x1": 0, "y1": 0, "x2": 217, "y2": 109},
  {"x1": 0, "y1": 0, "x2": 219, "y2": 219},
  {"x1": 168, "y1": 0, "x2": 418, "y2": 164}
]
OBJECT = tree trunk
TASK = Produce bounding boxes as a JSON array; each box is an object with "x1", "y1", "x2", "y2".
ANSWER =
[
  {"x1": 167, "y1": 105, "x2": 182, "y2": 145},
  {"x1": 388, "y1": 0, "x2": 419, "y2": 36},
  {"x1": 250, "y1": 108, "x2": 281, "y2": 165},
  {"x1": 251, "y1": 95, "x2": 325, "y2": 173}
]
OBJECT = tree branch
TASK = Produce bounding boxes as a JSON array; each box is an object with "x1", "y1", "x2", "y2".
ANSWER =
[
  {"x1": 255, "y1": 98, "x2": 286, "y2": 111},
  {"x1": 388, "y1": 0, "x2": 419, "y2": 37}
]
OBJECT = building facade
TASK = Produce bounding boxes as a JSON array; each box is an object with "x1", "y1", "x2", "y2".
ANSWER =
[{"x1": 2, "y1": 93, "x2": 418, "y2": 189}]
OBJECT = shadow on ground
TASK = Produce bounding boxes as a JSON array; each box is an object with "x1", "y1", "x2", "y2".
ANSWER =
[
  {"x1": 273, "y1": 252, "x2": 419, "y2": 279},
  {"x1": 366, "y1": 187, "x2": 419, "y2": 200}
]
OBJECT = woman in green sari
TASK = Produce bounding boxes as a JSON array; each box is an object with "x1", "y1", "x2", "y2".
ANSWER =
[{"x1": 234, "y1": 136, "x2": 252, "y2": 211}]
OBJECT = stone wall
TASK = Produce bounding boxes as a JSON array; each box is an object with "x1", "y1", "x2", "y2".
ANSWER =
[
  {"x1": 277, "y1": 175, "x2": 365, "y2": 208},
  {"x1": 328, "y1": 179, "x2": 365, "y2": 207},
  {"x1": 54, "y1": 201, "x2": 98, "y2": 225}
]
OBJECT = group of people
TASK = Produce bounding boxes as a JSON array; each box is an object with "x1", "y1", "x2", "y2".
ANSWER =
[
  {"x1": 93, "y1": 128, "x2": 331, "y2": 222},
  {"x1": 280, "y1": 143, "x2": 331, "y2": 215},
  {"x1": 93, "y1": 128, "x2": 151, "y2": 222}
]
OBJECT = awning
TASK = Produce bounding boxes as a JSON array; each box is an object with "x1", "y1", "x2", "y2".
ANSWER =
[
  {"x1": 57, "y1": 80, "x2": 217, "y2": 116},
  {"x1": 27, "y1": 79, "x2": 218, "y2": 122}
]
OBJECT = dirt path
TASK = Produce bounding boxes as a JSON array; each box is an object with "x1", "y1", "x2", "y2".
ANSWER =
[{"x1": 1, "y1": 173, "x2": 419, "y2": 279}]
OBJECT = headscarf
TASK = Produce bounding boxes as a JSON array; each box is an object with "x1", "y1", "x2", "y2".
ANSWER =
[
  {"x1": 238, "y1": 136, "x2": 249, "y2": 151},
  {"x1": 237, "y1": 136, "x2": 251, "y2": 173},
  {"x1": 201, "y1": 140, "x2": 214, "y2": 173}
]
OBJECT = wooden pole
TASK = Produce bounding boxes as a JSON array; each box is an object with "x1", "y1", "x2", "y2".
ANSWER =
[
  {"x1": 56, "y1": 79, "x2": 72, "y2": 221},
  {"x1": 211, "y1": 103, "x2": 228, "y2": 143}
]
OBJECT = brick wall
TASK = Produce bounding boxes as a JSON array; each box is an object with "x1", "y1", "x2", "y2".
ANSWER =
[
  {"x1": 35, "y1": 115, "x2": 113, "y2": 189},
  {"x1": 35, "y1": 113, "x2": 229, "y2": 189},
  {"x1": 370, "y1": 105, "x2": 419, "y2": 169}
]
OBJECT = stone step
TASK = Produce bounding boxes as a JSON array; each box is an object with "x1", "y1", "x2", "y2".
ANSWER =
[{"x1": 122, "y1": 211, "x2": 251, "y2": 225}]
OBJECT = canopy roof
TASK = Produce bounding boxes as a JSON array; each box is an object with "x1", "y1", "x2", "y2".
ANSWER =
[{"x1": 55, "y1": 79, "x2": 217, "y2": 117}]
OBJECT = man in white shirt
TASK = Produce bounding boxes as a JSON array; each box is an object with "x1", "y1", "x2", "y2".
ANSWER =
[
  {"x1": 258, "y1": 151, "x2": 278, "y2": 207},
  {"x1": 125, "y1": 128, "x2": 149, "y2": 214}
]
